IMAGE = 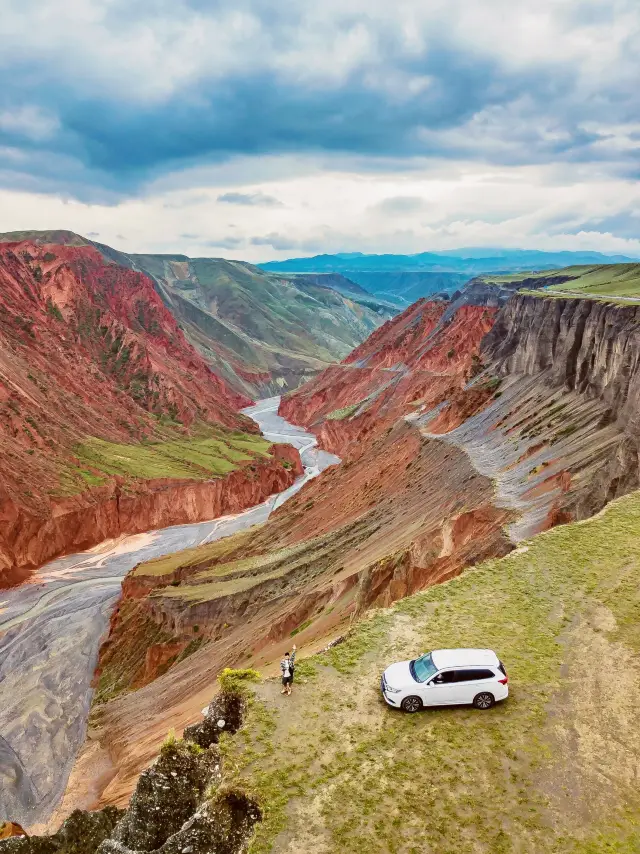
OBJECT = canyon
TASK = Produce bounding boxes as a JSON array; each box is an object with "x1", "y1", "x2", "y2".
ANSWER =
[
  {"x1": 3, "y1": 268, "x2": 640, "y2": 853},
  {"x1": 0, "y1": 399, "x2": 338, "y2": 829},
  {"x1": 0, "y1": 231, "x2": 392, "y2": 400},
  {"x1": 52, "y1": 283, "x2": 640, "y2": 826},
  {"x1": 0, "y1": 233, "x2": 382, "y2": 587}
]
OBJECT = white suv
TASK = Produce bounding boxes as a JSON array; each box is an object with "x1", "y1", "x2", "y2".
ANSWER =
[{"x1": 381, "y1": 648, "x2": 508, "y2": 712}]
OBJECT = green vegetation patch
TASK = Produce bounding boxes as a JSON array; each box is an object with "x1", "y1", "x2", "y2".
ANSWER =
[
  {"x1": 225, "y1": 490, "x2": 640, "y2": 854},
  {"x1": 153, "y1": 562, "x2": 294, "y2": 603},
  {"x1": 484, "y1": 263, "x2": 640, "y2": 303},
  {"x1": 326, "y1": 402, "x2": 362, "y2": 421},
  {"x1": 133, "y1": 529, "x2": 256, "y2": 578},
  {"x1": 218, "y1": 667, "x2": 261, "y2": 694},
  {"x1": 74, "y1": 431, "x2": 272, "y2": 482}
]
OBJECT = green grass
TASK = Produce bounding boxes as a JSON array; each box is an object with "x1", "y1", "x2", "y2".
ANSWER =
[
  {"x1": 154, "y1": 562, "x2": 293, "y2": 603},
  {"x1": 326, "y1": 403, "x2": 361, "y2": 420},
  {"x1": 482, "y1": 263, "x2": 640, "y2": 302},
  {"x1": 50, "y1": 428, "x2": 274, "y2": 498},
  {"x1": 224, "y1": 490, "x2": 640, "y2": 854},
  {"x1": 71, "y1": 431, "x2": 272, "y2": 482}
]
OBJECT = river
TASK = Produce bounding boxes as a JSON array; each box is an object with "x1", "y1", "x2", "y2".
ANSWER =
[{"x1": 0, "y1": 397, "x2": 338, "y2": 827}]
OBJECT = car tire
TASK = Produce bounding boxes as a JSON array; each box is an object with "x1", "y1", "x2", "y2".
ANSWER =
[
  {"x1": 473, "y1": 692, "x2": 495, "y2": 710},
  {"x1": 401, "y1": 695, "x2": 422, "y2": 713}
]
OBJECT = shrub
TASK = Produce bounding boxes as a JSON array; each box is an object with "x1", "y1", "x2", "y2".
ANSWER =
[
  {"x1": 46, "y1": 298, "x2": 64, "y2": 322},
  {"x1": 218, "y1": 667, "x2": 260, "y2": 694}
]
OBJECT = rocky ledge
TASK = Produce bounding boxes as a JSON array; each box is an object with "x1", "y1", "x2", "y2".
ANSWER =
[{"x1": 0, "y1": 677, "x2": 260, "y2": 854}]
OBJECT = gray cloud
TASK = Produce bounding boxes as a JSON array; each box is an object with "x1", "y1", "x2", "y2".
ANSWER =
[
  {"x1": 2, "y1": 0, "x2": 640, "y2": 253},
  {"x1": 203, "y1": 236, "x2": 247, "y2": 249},
  {"x1": 373, "y1": 196, "x2": 430, "y2": 214},
  {"x1": 250, "y1": 233, "x2": 328, "y2": 252},
  {"x1": 217, "y1": 191, "x2": 284, "y2": 207},
  {"x1": 1, "y1": 0, "x2": 639, "y2": 206}
]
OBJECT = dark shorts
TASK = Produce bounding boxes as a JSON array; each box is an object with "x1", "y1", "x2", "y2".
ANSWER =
[{"x1": 282, "y1": 675, "x2": 293, "y2": 685}]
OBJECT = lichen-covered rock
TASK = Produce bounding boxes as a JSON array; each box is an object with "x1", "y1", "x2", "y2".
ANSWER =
[
  {"x1": 109, "y1": 741, "x2": 220, "y2": 852},
  {"x1": 0, "y1": 807, "x2": 123, "y2": 854},
  {"x1": 98, "y1": 789, "x2": 260, "y2": 854},
  {"x1": 183, "y1": 693, "x2": 246, "y2": 750}
]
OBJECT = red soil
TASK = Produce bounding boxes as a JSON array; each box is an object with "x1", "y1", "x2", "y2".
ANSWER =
[
  {"x1": 0, "y1": 241, "x2": 256, "y2": 585},
  {"x1": 280, "y1": 300, "x2": 497, "y2": 456}
]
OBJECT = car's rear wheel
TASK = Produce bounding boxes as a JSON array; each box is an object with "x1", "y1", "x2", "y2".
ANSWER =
[
  {"x1": 401, "y1": 695, "x2": 422, "y2": 713},
  {"x1": 473, "y1": 692, "x2": 495, "y2": 710}
]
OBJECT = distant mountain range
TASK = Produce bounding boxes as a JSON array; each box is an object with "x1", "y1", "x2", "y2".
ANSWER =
[{"x1": 260, "y1": 249, "x2": 640, "y2": 306}]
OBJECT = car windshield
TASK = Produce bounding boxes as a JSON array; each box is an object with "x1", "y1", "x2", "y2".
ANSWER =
[{"x1": 410, "y1": 653, "x2": 438, "y2": 683}]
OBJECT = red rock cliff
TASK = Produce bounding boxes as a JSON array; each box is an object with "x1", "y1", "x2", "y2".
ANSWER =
[
  {"x1": 0, "y1": 240, "x2": 260, "y2": 586},
  {"x1": 280, "y1": 299, "x2": 497, "y2": 455}
]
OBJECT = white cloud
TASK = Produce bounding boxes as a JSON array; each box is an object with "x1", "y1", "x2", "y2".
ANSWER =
[{"x1": 3, "y1": 155, "x2": 640, "y2": 260}]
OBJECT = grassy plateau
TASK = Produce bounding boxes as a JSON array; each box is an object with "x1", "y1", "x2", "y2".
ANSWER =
[
  {"x1": 481, "y1": 264, "x2": 640, "y2": 302},
  {"x1": 219, "y1": 490, "x2": 640, "y2": 854},
  {"x1": 54, "y1": 429, "x2": 273, "y2": 496}
]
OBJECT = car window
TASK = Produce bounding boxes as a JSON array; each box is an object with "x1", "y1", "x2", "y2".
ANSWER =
[
  {"x1": 498, "y1": 661, "x2": 507, "y2": 676},
  {"x1": 454, "y1": 669, "x2": 495, "y2": 682},
  {"x1": 411, "y1": 653, "x2": 438, "y2": 683},
  {"x1": 432, "y1": 670, "x2": 456, "y2": 684}
]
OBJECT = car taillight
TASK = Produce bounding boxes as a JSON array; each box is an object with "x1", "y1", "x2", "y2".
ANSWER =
[{"x1": 498, "y1": 677, "x2": 508, "y2": 685}]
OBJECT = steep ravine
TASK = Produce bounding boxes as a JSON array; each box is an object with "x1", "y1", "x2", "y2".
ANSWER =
[{"x1": 0, "y1": 399, "x2": 337, "y2": 830}]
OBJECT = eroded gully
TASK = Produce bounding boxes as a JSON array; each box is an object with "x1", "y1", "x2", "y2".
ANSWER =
[{"x1": 0, "y1": 397, "x2": 339, "y2": 828}]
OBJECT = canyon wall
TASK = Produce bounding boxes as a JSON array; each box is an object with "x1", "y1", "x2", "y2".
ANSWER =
[
  {"x1": 59, "y1": 289, "x2": 640, "y2": 815},
  {"x1": 0, "y1": 239, "x2": 276, "y2": 585},
  {"x1": 482, "y1": 294, "x2": 640, "y2": 431},
  {"x1": 279, "y1": 300, "x2": 497, "y2": 455},
  {"x1": 0, "y1": 445, "x2": 301, "y2": 587}
]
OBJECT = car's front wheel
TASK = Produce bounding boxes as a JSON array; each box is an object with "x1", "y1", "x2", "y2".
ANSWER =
[
  {"x1": 401, "y1": 695, "x2": 422, "y2": 713},
  {"x1": 473, "y1": 692, "x2": 495, "y2": 710}
]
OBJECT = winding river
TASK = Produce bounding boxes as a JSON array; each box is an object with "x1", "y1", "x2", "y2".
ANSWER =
[{"x1": 0, "y1": 398, "x2": 339, "y2": 828}]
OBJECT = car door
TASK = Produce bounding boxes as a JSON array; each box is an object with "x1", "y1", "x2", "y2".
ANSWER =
[
  {"x1": 422, "y1": 669, "x2": 458, "y2": 705},
  {"x1": 453, "y1": 668, "x2": 496, "y2": 704}
]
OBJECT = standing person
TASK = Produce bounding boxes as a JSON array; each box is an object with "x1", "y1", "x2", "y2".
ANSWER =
[{"x1": 280, "y1": 644, "x2": 297, "y2": 695}]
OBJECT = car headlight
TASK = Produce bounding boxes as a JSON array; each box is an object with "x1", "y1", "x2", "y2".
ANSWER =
[{"x1": 385, "y1": 684, "x2": 402, "y2": 694}]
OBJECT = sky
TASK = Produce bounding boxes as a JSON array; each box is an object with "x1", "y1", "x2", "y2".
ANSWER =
[{"x1": 1, "y1": 0, "x2": 640, "y2": 261}]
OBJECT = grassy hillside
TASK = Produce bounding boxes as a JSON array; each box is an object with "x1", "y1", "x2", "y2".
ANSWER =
[
  {"x1": 224, "y1": 490, "x2": 640, "y2": 854},
  {"x1": 481, "y1": 263, "x2": 640, "y2": 301},
  {"x1": 128, "y1": 255, "x2": 394, "y2": 397},
  {"x1": 54, "y1": 430, "x2": 273, "y2": 496}
]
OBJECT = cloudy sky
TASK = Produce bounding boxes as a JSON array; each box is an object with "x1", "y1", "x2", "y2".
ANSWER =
[{"x1": 2, "y1": 0, "x2": 640, "y2": 260}]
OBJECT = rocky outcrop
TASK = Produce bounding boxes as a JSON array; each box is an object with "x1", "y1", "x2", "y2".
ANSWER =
[
  {"x1": 0, "y1": 445, "x2": 301, "y2": 588},
  {"x1": 0, "y1": 807, "x2": 124, "y2": 854},
  {"x1": 0, "y1": 685, "x2": 260, "y2": 854}
]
